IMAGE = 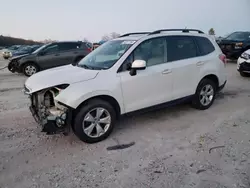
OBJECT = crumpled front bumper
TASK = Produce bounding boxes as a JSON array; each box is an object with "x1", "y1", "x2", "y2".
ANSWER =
[
  {"x1": 8, "y1": 60, "x2": 21, "y2": 73},
  {"x1": 28, "y1": 94, "x2": 72, "y2": 135}
]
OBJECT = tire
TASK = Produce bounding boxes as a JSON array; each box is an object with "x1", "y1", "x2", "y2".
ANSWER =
[
  {"x1": 23, "y1": 63, "x2": 39, "y2": 77},
  {"x1": 8, "y1": 62, "x2": 15, "y2": 73},
  {"x1": 73, "y1": 99, "x2": 116, "y2": 143},
  {"x1": 192, "y1": 79, "x2": 216, "y2": 110},
  {"x1": 240, "y1": 71, "x2": 250, "y2": 77}
]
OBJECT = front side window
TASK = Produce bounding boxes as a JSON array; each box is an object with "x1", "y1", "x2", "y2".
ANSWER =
[
  {"x1": 120, "y1": 37, "x2": 166, "y2": 71},
  {"x1": 78, "y1": 40, "x2": 135, "y2": 70},
  {"x1": 134, "y1": 38, "x2": 166, "y2": 67},
  {"x1": 42, "y1": 44, "x2": 59, "y2": 55},
  {"x1": 167, "y1": 36, "x2": 197, "y2": 62}
]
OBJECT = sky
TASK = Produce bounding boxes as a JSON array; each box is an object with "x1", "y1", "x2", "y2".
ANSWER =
[{"x1": 0, "y1": 0, "x2": 250, "y2": 42}]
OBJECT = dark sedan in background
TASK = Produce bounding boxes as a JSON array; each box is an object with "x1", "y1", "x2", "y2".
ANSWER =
[{"x1": 217, "y1": 31, "x2": 250, "y2": 59}]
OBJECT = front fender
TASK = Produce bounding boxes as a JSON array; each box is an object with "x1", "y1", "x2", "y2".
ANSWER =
[{"x1": 54, "y1": 80, "x2": 125, "y2": 114}]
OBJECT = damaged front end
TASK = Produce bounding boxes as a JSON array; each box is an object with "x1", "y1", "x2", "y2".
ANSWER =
[{"x1": 25, "y1": 84, "x2": 72, "y2": 135}]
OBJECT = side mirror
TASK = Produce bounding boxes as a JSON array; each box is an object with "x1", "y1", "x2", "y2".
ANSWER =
[{"x1": 129, "y1": 60, "x2": 146, "y2": 76}]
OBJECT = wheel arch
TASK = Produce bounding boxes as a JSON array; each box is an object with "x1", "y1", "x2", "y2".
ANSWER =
[
  {"x1": 20, "y1": 61, "x2": 40, "y2": 71},
  {"x1": 199, "y1": 74, "x2": 219, "y2": 90},
  {"x1": 73, "y1": 95, "x2": 121, "y2": 120}
]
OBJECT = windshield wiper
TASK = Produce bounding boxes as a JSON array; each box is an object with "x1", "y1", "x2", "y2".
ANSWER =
[{"x1": 79, "y1": 64, "x2": 93, "y2": 70}]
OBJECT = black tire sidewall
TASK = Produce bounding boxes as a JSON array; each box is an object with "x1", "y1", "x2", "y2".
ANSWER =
[
  {"x1": 23, "y1": 63, "x2": 38, "y2": 77},
  {"x1": 192, "y1": 79, "x2": 216, "y2": 110},
  {"x1": 73, "y1": 99, "x2": 116, "y2": 143}
]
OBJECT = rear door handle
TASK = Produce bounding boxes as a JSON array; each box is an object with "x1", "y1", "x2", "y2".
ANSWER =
[
  {"x1": 162, "y1": 69, "x2": 172, "y2": 74},
  {"x1": 196, "y1": 61, "x2": 204, "y2": 66}
]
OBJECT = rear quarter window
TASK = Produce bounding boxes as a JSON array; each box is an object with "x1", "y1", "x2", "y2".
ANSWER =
[{"x1": 195, "y1": 36, "x2": 215, "y2": 56}]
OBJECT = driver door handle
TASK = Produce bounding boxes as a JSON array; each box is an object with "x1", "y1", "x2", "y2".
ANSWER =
[{"x1": 162, "y1": 69, "x2": 172, "y2": 74}]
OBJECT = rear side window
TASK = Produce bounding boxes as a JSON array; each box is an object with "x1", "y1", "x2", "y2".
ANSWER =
[
  {"x1": 167, "y1": 36, "x2": 197, "y2": 62},
  {"x1": 195, "y1": 36, "x2": 215, "y2": 56},
  {"x1": 59, "y1": 42, "x2": 80, "y2": 51}
]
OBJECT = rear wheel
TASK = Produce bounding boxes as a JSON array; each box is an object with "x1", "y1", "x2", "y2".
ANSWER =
[
  {"x1": 73, "y1": 99, "x2": 116, "y2": 143},
  {"x1": 23, "y1": 63, "x2": 38, "y2": 77},
  {"x1": 192, "y1": 79, "x2": 216, "y2": 110}
]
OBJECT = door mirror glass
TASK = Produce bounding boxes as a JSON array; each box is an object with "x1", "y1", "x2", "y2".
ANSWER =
[{"x1": 131, "y1": 60, "x2": 146, "y2": 70}]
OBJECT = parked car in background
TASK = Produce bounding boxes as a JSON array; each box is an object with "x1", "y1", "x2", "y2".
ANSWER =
[
  {"x1": 8, "y1": 41, "x2": 92, "y2": 76},
  {"x1": 11, "y1": 45, "x2": 41, "y2": 57},
  {"x1": 217, "y1": 31, "x2": 250, "y2": 59},
  {"x1": 237, "y1": 49, "x2": 250, "y2": 77},
  {"x1": 92, "y1": 43, "x2": 101, "y2": 50},
  {"x1": 2, "y1": 45, "x2": 22, "y2": 59},
  {"x1": 24, "y1": 29, "x2": 227, "y2": 143}
]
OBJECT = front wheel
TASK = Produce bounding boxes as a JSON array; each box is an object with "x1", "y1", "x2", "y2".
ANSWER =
[
  {"x1": 73, "y1": 99, "x2": 116, "y2": 143},
  {"x1": 192, "y1": 79, "x2": 216, "y2": 110},
  {"x1": 23, "y1": 63, "x2": 38, "y2": 77}
]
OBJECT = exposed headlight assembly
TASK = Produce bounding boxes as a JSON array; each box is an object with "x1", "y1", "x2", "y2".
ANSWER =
[
  {"x1": 241, "y1": 52, "x2": 250, "y2": 60},
  {"x1": 235, "y1": 42, "x2": 243, "y2": 49}
]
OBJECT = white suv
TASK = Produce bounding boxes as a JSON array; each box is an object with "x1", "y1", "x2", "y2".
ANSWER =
[{"x1": 24, "y1": 29, "x2": 227, "y2": 143}]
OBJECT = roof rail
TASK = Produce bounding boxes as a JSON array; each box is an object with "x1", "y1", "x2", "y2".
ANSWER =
[
  {"x1": 149, "y1": 29, "x2": 204, "y2": 35},
  {"x1": 119, "y1": 32, "x2": 150, "y2": 37}
]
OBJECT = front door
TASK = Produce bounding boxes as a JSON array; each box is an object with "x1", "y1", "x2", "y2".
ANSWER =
[
  {"x1": 58, "y1": 42, "x2": 82, "y2": 65},
  {"x1": 37, "y1": 44, "x2": 62, "y2": 69},
  {"x1": 118, "y1": 37, "x2": 174, "y2": 113}
]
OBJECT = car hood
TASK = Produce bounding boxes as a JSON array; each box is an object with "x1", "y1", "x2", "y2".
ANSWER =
[
  {"x1": 25, "y1": 65, "x2": 99, "y2": 93},
  {"x1": 218, "y1": 39, "x2": 245, "y2": 44},
  {"x1": 10, "y1": 54, "x2": 29, "y2": 60}
]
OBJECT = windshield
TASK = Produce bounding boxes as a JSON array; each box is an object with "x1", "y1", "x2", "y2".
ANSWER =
[
  {"x1": 32, "y1": 44, "x2": 49, "y2": 54},
  {"x1": 226, "y1": 32, "x2": 250, "y2": 40},
  {"x1": 78, "y1": 40, "x2": 135, "y2": 70}
]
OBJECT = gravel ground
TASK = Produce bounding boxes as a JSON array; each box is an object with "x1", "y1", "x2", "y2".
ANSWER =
[{"x1": 0, "y1": 56, "x2": 250, "y2": 188}]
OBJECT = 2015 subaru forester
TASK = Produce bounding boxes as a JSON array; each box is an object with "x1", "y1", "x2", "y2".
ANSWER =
[{"x1": 24, "y1": 29, "x2": 227, "y2": 143}]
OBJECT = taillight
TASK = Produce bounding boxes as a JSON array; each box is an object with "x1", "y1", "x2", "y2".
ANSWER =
[
  {"x1": 219, "y1": 54, "x2": 227, "y2": 65},
  {"x1": 87, "y1": 48, "x2": 92, "y2": 53}
]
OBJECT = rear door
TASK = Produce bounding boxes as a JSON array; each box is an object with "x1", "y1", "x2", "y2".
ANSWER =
[{"x1": 166, "y1": 36, "x2": 200, "y2": 99}]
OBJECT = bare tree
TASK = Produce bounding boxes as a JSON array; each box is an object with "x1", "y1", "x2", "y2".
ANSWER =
[
  {"x1": 101, "y1": 34, "x2": 111, "y2": 41},
  {"x1": 83, "y1": 38, "x2": 90, "y2": 42},
  {"x1": 101, "y1": 32, "x2": 120, "y2": 41},
  {"x1": 208, "y1": 28, "x2": 215, "y2": 35},
  {"x1": 110, "y1": 32, "x2": 120, "y2": 39}
]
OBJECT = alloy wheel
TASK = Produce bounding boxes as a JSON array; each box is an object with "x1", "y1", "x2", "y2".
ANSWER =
[
  {"x1": 199, "y1": 84, "x2": 214, "y2": 106},
  {"x1": 82, "y1": 107, "x2": 111, "y2": 138},
  {"x1": 25, "y1": 65, "x2": 37, "y2": 76}
]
